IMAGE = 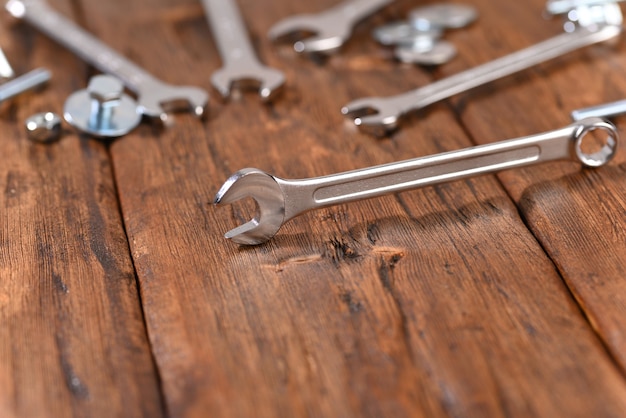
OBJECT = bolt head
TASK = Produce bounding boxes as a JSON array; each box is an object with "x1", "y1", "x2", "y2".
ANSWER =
[{"x1": 88, "y1": 74, "x2": 124, "y2": 103}]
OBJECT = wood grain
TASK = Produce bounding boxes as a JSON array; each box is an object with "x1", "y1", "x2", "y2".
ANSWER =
[
  {"x1": 80, "y1": 0, "x2": 626, "y2": 416},
  {"x1": 446, "y1": 0, "x2": 626, "y2": 373},
  {"x1": 0, "y1": 1, "x2": 163, "y2": 417},
  {"x1": 3, "y1": 0, "x2": 626, "y2": 416}
]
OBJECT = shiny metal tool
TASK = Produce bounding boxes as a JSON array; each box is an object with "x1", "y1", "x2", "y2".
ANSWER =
[
  {"x1": 268, "y1": 0, "x2": 393, "y2": 54},
  {"x1": 0, "y1": 47, "x2": 14, "y2": 80},
  {"x1": 201, "y1": 0, "x2": 284, "y2": 101},
  {"x1": 572, "y1": 98, "x2": 626, "y2": 120},
  {"x1": 214, "y1": 118, "x2": 617, "y2": 245},
  {"x1": 0, "y1": 67, "x2": 50, "y2": 103},
  {"x1": 6, "y1": 0, "x2": 208, "y2": 121},
  {"x1": 342, "y1": 24, "x2": 622, "y2": 136}
]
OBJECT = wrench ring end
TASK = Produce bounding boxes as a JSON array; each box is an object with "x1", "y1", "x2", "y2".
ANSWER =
[{"x1": 573, "y1": 117, "x2": 618, "y2": 167}]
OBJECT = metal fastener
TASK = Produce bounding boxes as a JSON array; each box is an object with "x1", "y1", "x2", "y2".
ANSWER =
[
  {"x1": 409, "y1": 4, "x2": 479, "y2": 30},
  {"x1": 0, "y1": 68, "x2": 50, "y2": 103},
  {"x1": 63, "y1": 74, "x2": 141, "y2": 138},
  {"x1": 25, "y1": 112, "x2": 62, "y2": 143},
  {"x1": 373, "y1": 23, "x2": 442, "y2": 46},
  {"x1": 395, "y1": 41, "x2": 457, "y2": 65}
]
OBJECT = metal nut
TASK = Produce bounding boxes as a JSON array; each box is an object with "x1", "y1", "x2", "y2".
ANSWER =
[{"x1": 25, "y1": 112, "x2": 62, "y2": 143}]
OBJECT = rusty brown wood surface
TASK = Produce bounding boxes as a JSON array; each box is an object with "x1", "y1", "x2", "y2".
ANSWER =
[{"x1": 1, "y1": 0, "x2": 626, "y2": 417}]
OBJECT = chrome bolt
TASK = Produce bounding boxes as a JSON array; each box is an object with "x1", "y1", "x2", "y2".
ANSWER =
[
  {"x1": 64, "y1": 74, "x2": 141, "y2": 139},
  {"x1": 87, "y1": 75, "x2": 123, "y2": 130},
  {"x1": 0, "y1": 68, "x2": 50, "y2": 103}
]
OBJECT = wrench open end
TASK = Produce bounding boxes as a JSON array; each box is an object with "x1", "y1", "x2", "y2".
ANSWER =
[
  {"x1": 211, "y1": 67, "x2": 286, "y2": 102},
  {"x1": 135, "y1": 82, "x2": 209, "y2": 120},
  {"x1": 269, "y1": 15, "x2": 349, "y2": 55},
  {"x1": 214, "y1": 168, "x2": 287, "y2": 245},
  {"x1": 341, "y1": 97, "x2": 401, "y2": 137}
]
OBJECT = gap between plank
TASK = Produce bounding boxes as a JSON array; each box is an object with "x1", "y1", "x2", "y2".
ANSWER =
[{"x1": 441, "y1": 92, "x2": 626, "y2": 384}]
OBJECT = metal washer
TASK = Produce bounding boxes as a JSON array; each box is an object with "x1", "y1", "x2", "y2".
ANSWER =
[{"x1": 63, "y1": 90, "x2": 141, "y2": 138}]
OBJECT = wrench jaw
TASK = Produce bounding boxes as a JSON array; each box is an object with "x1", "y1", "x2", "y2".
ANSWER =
[
  {"x1": 213, "y1": 168, "x2": 287, "y2": 245},
  {"x1": 257, "y1": 67, "x2": 287, "y2": 102},
  {"x1": 292, "y1": 33, "x2": 347, "y2": 55},
  {"x1": 268, "y1": 15, "x2": 349, "y2": 55},
  {"x1": 341, "y1": 98, "x2": 401, "y2": 137},
  {"x1": 138, "y1": 83, "x2": 209, "y2": 121},
  {"x1": 211, "y1": 66, "x2": 286, "y2": 102}
]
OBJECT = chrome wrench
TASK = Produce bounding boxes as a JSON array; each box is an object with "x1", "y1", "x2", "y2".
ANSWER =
[
  {"x1": 269, "y1": 0, "x2": 394, "y2": 54},
  {"x1": 6, "y1": 0, "x2": 208, "y2": 120},
  {"x1": 201, "y1": 0, "x2": 285, "y2": 101},
  {"x1": 342, "y1": 24, "x2": 622, "y2": 136},
  {"x1": 572, "y1": 98, "x2": 626, "y2": 120},
  {"x1": 214, "y1": 118, "x2": 617, "y2": 245}
]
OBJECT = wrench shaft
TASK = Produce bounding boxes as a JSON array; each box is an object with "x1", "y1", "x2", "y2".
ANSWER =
[
  {"x1": 8, "y1": 1, "x2": 156, "y2": 92},
  {"x1": 201, "y1": 0, "x2": 257, "y2": 66},
  {"x1": 572, "y1": 98, "x2": 626, "y2": 120},
  {"x1": 397, "y1": 25, "x2": 621, "y2": 115},
  {"x1": 281, "y1": 120, "x2": 613, "y2": 219}
]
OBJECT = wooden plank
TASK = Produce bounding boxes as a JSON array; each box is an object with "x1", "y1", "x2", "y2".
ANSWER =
[
  {"x1": 0, "y1": 1, "x2": 164, "y2": 417},
  {"x1": 81, "y1": 0, "x2": 626, "y2": 416},
  {"x1": 446, "y1": 0, "x2": 626, "y2": 371}
]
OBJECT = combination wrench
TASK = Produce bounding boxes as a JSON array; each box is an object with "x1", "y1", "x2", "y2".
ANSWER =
[
  {"x1": 269, "y1": 0, "x2": 394, "y2": 55},
  {"x1": 201, "y1": 0, "x2": 284, "y2": 101},
  {"x1": 6, "y1": 0, "x2": 208, "y2": 120},
  {"x1": 214, "y1": 118, "x2": 617, "y2": 245},
  {"x1": 342, "y1": 24, "x2": 622, "y2": 136}
]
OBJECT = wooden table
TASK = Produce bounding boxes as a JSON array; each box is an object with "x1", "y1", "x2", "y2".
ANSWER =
[{"x1": 2, "y1": 0, "x2": 626, "y2": 416}]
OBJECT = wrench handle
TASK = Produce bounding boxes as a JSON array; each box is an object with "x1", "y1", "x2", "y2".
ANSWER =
[
  {"x1": 201, "y1": 0, "x2": 258, "y2": 67},
  {"x1": 391, "y1": 25, "x2": 622, "y2": 117},
  {"x1": 282, "y1": 119, "x2": 616, "y2": 217},
  {"x1": 7, "y1": 0, "x2": 157, "y2": 92}
]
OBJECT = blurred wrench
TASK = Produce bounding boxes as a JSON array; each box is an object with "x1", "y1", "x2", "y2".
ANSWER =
[
  {"x1": 214, "y1": 118, "x2": 617, "y2": 245},
  {"x1": 201, "y1": 0, "x2": 284, "y2": 101},
  {"x1": 342, "y1": 24, "x2": 622, "y2": 136},
  {"x1": 269, "y1": 0, "x2": 394, "y2": 54},
  {"x1": 572, "y1": 98, "x2": 626, "y2": 120},
  {"x1": 7, "y1": 0, "x2": 208, "y2": 120},
  {"x1": 0, "y1": 47, "x2": 14, "y2": 80}
]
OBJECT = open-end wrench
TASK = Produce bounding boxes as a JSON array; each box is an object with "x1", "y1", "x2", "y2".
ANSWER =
[
  {"x1": 6, "y1": 0, "x2": 208, "y2": 120},
  {"x1": 214, "y1": 118, "x2": 617, "y2": 245},
  {"x1": 201, "y1": 0, "x2": 284, "y2": 101},
  {"x1": 342, "y1": 24, "x2": 622, "y2": 136},
  {"x1": 268, "y1": 0, "x2": 394, "y2": 55}
]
